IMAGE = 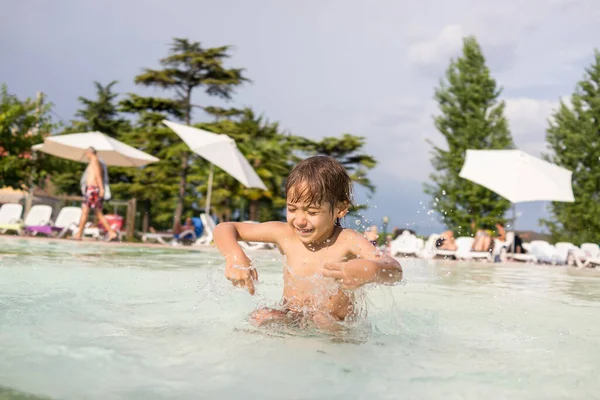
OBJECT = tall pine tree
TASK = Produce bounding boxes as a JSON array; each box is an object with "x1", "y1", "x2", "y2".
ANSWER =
[
  {"x1": 425, "y1": 36, "x2": 514, "y2": 235},
  {"x1": 542, "y1": 50, "x2": 600, "y2": 244},
  {"x1": 123, "y1": 38, "x2": 248, "y2": 231}
]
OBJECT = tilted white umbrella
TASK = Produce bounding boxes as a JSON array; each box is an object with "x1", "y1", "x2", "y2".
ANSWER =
[
  {"x1": 162, "y1": 120, "x2": 267, "y2": 214},
  {"x1": 459, "y1": 149, "x2": 574, "y2": 250},
  {"x1": 459, "y1": 149, "x2": 574, "y2": 203},
  {"x1": 32, "y1": 131, "x2": 159, "y2": 167}
]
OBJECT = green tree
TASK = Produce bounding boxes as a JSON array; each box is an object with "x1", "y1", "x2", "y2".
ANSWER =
[
  {"x1": 125, "y1": 38, "x2": 249, "y2": 231},
  {"x1": 0, "y1": 85, "x2": 55, "y2": 190},
  {"x1": 425, "y1": 36, "x2": 514, "y2": 235},
  {"x1": 307, "y1": 134, "x2": 377, "y2": 193},
  {"x1": 542, "y1": 50, "x2": 600, "y2": 244},
  {"x1": 71, "y1": 81, "x2": 130, "y2": 137}
]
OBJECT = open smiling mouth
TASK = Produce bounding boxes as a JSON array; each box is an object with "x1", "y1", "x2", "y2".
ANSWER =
[{"x1": 296, "y1": 228, "x2": 314, "y2": 235}]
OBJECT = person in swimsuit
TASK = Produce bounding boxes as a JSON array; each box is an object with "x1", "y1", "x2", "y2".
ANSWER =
[
  {"x1": 213, "y1": 156, "x2": 403, "y2": 331},
  {"x1": 73, "y1": 147, "x2": 118, "y2": 241}
]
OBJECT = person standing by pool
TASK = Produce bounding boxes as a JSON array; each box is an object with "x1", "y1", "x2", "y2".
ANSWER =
[
  {"x1": 73, "y1": 147, "x2": 117, "y2": 241},
  {"x1": 213, "y1": 155, "x2": 402, "y2": 331}
]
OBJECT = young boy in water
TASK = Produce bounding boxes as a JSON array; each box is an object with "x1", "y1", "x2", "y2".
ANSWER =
[{"x1": 213, "y1": 156, "x2": 402, "y2": 329}]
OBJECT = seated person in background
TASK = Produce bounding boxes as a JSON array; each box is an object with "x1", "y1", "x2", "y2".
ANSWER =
[
  {"x1": 174, "y1": 217, "x2": 196, "y2": 241},
  {"x1": 364, "y1": 225, "x2": 379, "y2": 247},
  {"x1": 513, "y1": 232, "x2": 526, "y2": 253},
  {"x1": 471, "y1": 227, "x2": 495, "y2": 253},
  {"x1": 436, "y1": 230, "x2": 457, "y2": 251},
  {"x1": 495, "y1": 222, "x2": 506, "y2": 242}
]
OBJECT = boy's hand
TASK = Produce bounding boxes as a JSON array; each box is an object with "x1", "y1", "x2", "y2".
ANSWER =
[
  {"x1": 225, "y1": 255, "x2": 258, "y2": 295},
  {"x1": 322, "y1": 259, "x2": 378, "y2": 290}
]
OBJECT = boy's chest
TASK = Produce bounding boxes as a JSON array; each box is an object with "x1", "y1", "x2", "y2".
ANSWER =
[{"x1": 282, "y1": 244, "x2": 351, "y2": 278}]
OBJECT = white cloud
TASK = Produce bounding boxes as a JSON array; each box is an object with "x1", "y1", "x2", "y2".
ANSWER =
[
  {"x1": 504, "y1": 98, "x2": 558, "y2": 138},
  {"x1": 407, "y1": 24, "x2": 465, "y2": 67}
]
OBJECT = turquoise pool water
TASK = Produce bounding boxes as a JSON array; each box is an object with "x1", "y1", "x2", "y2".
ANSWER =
[{"x1": 1, "y1": 236, "x2": 600, "y2": 399}]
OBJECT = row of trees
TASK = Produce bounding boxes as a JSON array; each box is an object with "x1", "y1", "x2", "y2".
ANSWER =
[
  {"x1": 426, "y1": 36, "x2": 600, "y2": 244},
  {"x1": 1, "y1": 38, "x2": 376, "y2": 233}
]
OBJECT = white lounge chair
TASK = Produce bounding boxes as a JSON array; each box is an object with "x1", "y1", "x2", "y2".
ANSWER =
[
  {"x1": 498, "y1": 232, "x2": 537, "y2": 263},
  {"x1": 529, "y1": 240, "x2": 560, "y2": 264},
  {"x1": 390, "y1": 230, "x2": 423, "y2": 257},
  {"x1": 460, "y1": 236, "x2": 494, "y2": 261},
  {"x1": 26, "y1": 206, "x2": 82, "y2": 238},
  {"x1": 0, "y1": 203, "x2": 24, "y2": 234},
  {"x1": 2, "y1": 205, "x2": 52, "y2": 235},
  {"x1": 195, "y1": 213, "x2": 215, "y2": 246},
  {"x1": 555, "y1": 242, "x2": 579, "y2": 265},
  {"x1": 417, "y1": 234, "x2": 458, "y2": 259},
  {"x1": 572, "y1": 243, "x2": 600, "y2": 268}
]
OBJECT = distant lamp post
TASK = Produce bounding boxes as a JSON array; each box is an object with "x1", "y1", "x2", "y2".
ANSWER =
[{"x1": 382, "y1": 216, "x2": 389, "y2": 238}]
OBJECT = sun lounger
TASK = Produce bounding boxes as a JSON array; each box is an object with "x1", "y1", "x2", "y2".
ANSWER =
[
  {"x1": 25, "y1": 206, "x2": 82, "y2": 238},
  {"x1": 528, "y1": 240, "x2": 560, "y2": 264},
  {"x1": 570, "y1": 243, "x2": 600, "y2": 268},
  {"x1": 195, "y1": 213, "x2": 215, "y2": 245},
  {"x1": 555, "y1": 242, "x2": 579, "y2": 265},
  {"x1": 390, "y1": 230, "x2": 423, "y2": 257},
  {"x1": 141, "y1": 217, "x2": 199, "y2": 245},
  {"x1": 0, "y1": 203, "x2": 24, "y2": 234},
  {"x1": 498, "y1": 232, "x2": 537, "y2": 263},
  {"x1": 0, "y1": 204, "x2": 52, "y2": 235},
  {"x1": 458, "y1": 237, "x2": 495, "y2": 261},
  {"x1": 142, "y1": 231, "x2": 175, "y2": 244}
]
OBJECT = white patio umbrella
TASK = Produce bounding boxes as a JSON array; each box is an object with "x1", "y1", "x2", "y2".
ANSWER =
[
  {"x1": 459, "y1": 149, "x2": 574, "y2": 250},
  {"x1": 32, "y1": 131, "x2": 159, "y2": 167},
  {"x1": 162, "y1": 120, "x2": 267, "y2": 214}
]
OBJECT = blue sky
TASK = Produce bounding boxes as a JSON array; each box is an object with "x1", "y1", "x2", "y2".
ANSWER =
[{"x1": 2, "y1": 0, "x2": 599, "y2": 234}]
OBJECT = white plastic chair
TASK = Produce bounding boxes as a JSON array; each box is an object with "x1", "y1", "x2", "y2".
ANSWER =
[
  {"x1": 53, "y1": 207, "x2": 83, "y2": 237},
  {"x1": 0, "y1": 203, "x2": 24, "y2": 233},
  {"x1": 17, "y1": 205, "x2": 53, "y2": 235},
  {"x1": 390, "y1": 231, "x2": 422, "y2": 257},
  {"x1": 195, "y1": 213, "x2": 215, "y2": 245},
  {"x1": 529, "y1": 240, "x2": 560, "y2": 264}
]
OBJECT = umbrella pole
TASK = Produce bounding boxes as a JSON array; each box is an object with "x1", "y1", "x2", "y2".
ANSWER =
[
  {"x1": 205, "y1": 164, "x2": 214, "y2": 216},
  {"x1": 512, "y1": 204, "x2": 516, "y2": 254}
]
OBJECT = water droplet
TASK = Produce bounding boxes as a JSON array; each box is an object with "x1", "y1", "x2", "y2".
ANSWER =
[
  {"x1": 442, "y1": 190, "x2": 446, "y2": 195},
  {"x1": 427, "y1": 209, "x2": 434, "y2": 215}
]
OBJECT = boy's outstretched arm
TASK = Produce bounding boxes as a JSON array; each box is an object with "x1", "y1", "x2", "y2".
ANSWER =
[
  {"x1": 322, "y1": 230, "x2": 402, "y2": 289},
  {"x1": 213, "y1": 221, "x2": 286, "y2": 295}
]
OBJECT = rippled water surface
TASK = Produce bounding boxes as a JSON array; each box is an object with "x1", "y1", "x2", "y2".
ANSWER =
[{"x1": 1, "y1": 236, "x2": 600, "y2": 399}]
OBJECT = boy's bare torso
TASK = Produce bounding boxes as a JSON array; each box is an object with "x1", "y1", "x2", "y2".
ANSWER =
[{"x1": 275, "y1": 224, "x2": 357, "y2": 320}]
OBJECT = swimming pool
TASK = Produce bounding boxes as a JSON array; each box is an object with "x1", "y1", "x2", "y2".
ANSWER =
[{"x1": 1, "y1": 236, "x2": 599, "y2": 399}]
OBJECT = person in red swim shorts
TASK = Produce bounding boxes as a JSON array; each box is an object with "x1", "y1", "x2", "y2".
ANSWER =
[{"x1": 73, "y1": 147, "x2": 118, "y2": 241}]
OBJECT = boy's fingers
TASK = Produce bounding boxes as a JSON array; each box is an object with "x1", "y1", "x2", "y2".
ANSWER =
[
  {"x1": 251, "y1": 268, "x2": 258, "y2": 281},
  {"x1": 322, "y1": 269, "x2": 344, "y2": 279},
  {"x1": 323, "y1": 262, "x2": 343, "y2": 270},
  {"x1": 246, "y1": 278, "x2": 255, "y2": 295}
]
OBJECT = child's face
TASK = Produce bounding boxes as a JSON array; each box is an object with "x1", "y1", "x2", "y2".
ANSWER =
[{"x1": 285, "y1": 187, "x2": 348, "y2": 244}]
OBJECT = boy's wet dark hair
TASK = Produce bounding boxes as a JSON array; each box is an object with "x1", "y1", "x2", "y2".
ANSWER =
[{"x1": 285, "y1": 156, "x2": 353, "y2": 213}]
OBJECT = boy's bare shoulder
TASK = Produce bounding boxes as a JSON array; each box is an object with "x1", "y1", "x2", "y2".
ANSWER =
[
  {"x1": 337, "y1": 228, "x2": 379, "y2": 256},
  {"x1": 338, "y1": 228, "x2": 364, "y2": 241}
]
